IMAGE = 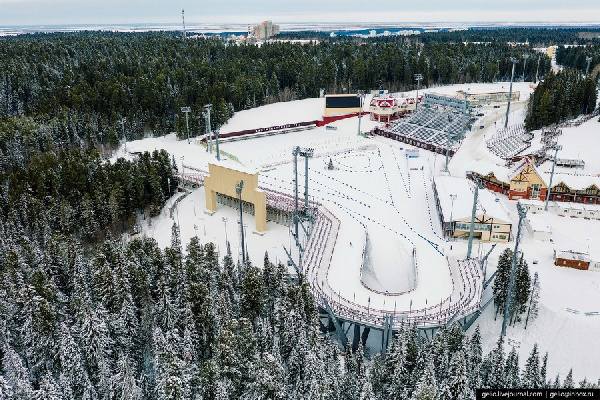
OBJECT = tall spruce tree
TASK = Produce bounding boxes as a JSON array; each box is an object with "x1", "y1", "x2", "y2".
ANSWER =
[
  {"x1": 522, "y1": 344, "x2": 541, "y2": 389},
  {"x1": 511, "y1": 254, "x2": 531, "y2": 325},
  {"x1": 493, "y1": 248, "x2": 513, "y2": 318},
  {"x1": 525, "y1": 272, "x2": 541, "y2": 329},
  {"x1": 504, "y1": 347, "x2": 520, "y2": 388}
]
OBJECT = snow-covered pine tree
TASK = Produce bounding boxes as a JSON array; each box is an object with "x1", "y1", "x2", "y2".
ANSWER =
[
  {"x1": 2, "y1": 344, "x2": 34, "y2": 399},
  {"x1": 323, "y1": 337, "x2": 343, "y2": 399},
  {"x1": 384, "y1": 327, "x2": 410, "y2": 398},
  {"x1": 525, "y1": 272, "x2": 540, "y2": 329},
  {"x1": 468, "y1": 325, "x2": 483, "y2": 389},
  {"x1": 17, "y1": 267, "x2": 59, "y2": 383},
  {"x1": 180, "y1": 305, "x2": 201, "y2": 399},
  {"x1": 369, "y1": 353, "x2": 387, "y2": 399},
  {"x1": 430, "y1": 328, "x2": 449, "y2": 385},
  {"x1": 56, "y1": 322, "x2": 93, "y2": 398},
  {"x1": 153, "y1": 326, "x2": 186, "y2": 400},
  {"x1": 504, "y1": 347, "x2": 520, "y2": 388},
  {"x1": 33, "y1": 371, "x2": 62, "y2": 400},
  {"x1": 522, "y1": 344, "x2": 541, "y2": 388},
  {"x1": 563, "y1": 369, "x2": 575, "y2": 389},
  {"x1": 0, "y1": 375, "x2": 13, "y2": 399},
  {"x1": 448, "y1": 349, "x2": 473, "y2": 399},
  {"x1": 511, "y1": 254, "x2": 531, "y2": 325},
  {"x1": 297, "y1": 344, "x2": 328, "y2": 399},
  {"x1": 240, "y1": 264, "x2": 265, "y2": 323},
  {"x1": 340, "y1": 340, "x2": 360, "y2": 399},
  {"x1": 493, "y1": 248, "x2": 513, "y2": 318},
  {"x1": 113, "y1": 352, "x2": 143, "y2": 400},
  {"x1": 478, "y1": 354, "x2": 493, "y2": 388},
  {"x1": 411, "y1": 360, "x2": 439, "y2": 400},
  {"x1": 553, "y1": 374, "x2": 561, "y2": 389},
  {"x1": 540, "y1": 352, "x2": 549, "y2": 388},
  {"x1": 488, "y1": 336, "x2": 506, "y2": 388},
  {"x1": 241, "y1": 352, "x2": 286, "y2": 400}
]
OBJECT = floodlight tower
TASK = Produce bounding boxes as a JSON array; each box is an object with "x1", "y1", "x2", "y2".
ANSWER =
[
  {"x1": 203, "y1": 104, "x2": 213, "y2": 152},
  {"x1": 466, "y1": 177, "x2": 483, "y2": 259},
  {"x1": 522, "y1": 54, "x2": 530, "y2": 82},
  {"x1": 120, "y1": 117, "x2": 127, "y2": 151},
  {"x1": 449, "y1": 194, "x2": 457, "y2": 236},
  {"x1": 292, "y1": 146, "x2": 300, "y2": 240},
  {"x1": 357, "y1": 90, "x2": 365, "y2": 136},
  {"x1": 181, "y1": 106, "x2": 191, "y2": 144},
  {"x1": 444, "y1": 115, "x2": 453, "y2": 172},
  {"x1": 214, "y1": 125, "x2": 221, "y2": 161},
  {"x1": 414, "y1": 74, "x2": 423, "y2": 111},
  {"x1": 298, "y1": 148, "x2": 314, "y2": 215},
  {"x1": 535, "y1": 55, "x2": 541, "y2": 83},
  {"x1": 504, "y1": 58, "x2": 519, "y2": 129},
  {"x1": 182, "y1": 9, "x2": 186, "y2": 40},
  {"x1": 502, "y1": 202, "x2": 528, "y2": 336},
  {"x1": 544, "y1": 144, "x2": 562, "y2": 211},
  {"x1": 236, "y1": 180, "x2": 246, "y2": 264},
  {"x1": 586, "y1": 56, "x2": 593, "y2": 77}
]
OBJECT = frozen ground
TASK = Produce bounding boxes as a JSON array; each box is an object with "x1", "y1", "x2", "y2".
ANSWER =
[{"x1": 121, "y1": 81, "x2": 600, "y2": 381}]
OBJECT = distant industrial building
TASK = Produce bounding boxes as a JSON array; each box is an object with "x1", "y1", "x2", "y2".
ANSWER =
[
  {"x1": 252, "y1": 20, "x2": 280, "y2": 40},
  {"x1": 456, "y1": 89, "x2": 520, "y2": 106}
]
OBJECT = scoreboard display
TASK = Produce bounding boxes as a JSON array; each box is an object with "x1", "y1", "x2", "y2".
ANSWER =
[{"x1": 325, "y1": 95, "x2": 361, "y2": 109}]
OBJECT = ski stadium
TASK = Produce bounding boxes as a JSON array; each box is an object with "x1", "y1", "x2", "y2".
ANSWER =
[{"x1": 122, "y1": 81, "x2": 600, "y2": 381}]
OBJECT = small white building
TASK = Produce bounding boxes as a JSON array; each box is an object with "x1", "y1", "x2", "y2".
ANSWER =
[
  {"x1": 584, "y1": 204, "x2": 600, "y2": 220},
  {"x1": 569, "y1": 203, "x2": 585, "y2": 218},
  {"x1": 519, "y1": 199, "x2": 544, "y2": 214},
  {"x1": 556, "y1": 201, "x2": 571, "y2": 217},
  {"x1": 525, "y1": 214, "x2": 552, "y2": 242}
]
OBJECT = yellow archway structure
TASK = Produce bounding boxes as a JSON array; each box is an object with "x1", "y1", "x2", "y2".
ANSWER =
[{"x1": 204, "y1": 163, "x2": 267, "y2": 233}]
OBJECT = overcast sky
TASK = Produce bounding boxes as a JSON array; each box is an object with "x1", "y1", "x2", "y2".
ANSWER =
[{"x1": 1, "y1": 0, "x2": 600, "y2": 26}]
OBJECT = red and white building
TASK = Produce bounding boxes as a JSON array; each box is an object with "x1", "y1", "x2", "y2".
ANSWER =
[{"x1": 369, "y1": 95, "x2": 423, "y2": 122}]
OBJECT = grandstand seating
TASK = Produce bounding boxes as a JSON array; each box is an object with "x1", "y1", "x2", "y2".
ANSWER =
[
  {"x1": 376, "y1": 107, "x2": 465, "y2": 155},
  {"x1": 485, "y1": 124, "x2": 531, "y2": 159}
]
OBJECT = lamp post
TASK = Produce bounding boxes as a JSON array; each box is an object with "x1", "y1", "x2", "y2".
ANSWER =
[
  {"x1": 586, "y1": 56, "x2": 593, "y2": 77},
  {"x1": 544, "y1": 144, "x2": 562, "y2": 211},
  {"x1": 357, "y1": 90, "x2": 364, "y2": 136},
  {"x1": 236, "y1": 180, "x2": 246, "y2": 264},
  {"x1": 449, "y1": 194, "x2": 457, "y2": 237},
  {"x1": 445, "y1": 115, "x2": 453, "y2": 172},
  {"x1": 203, "y1": 104, "x2": 213, "y2": 153},
  {"x1": 120, "y1": 117, "x2": 127, "y2": 151},
  {"x1": 504, "y1": 58, "x2": 518, "y2": 128},
  {"x1": 522, "y1": 54, "x2": 530, "y2": 82},
  {"x1": 214, "y1": 125, "x2": 221, "y2": 161},
  {"x1": 181, "y1": 106, "x2": 191, "y2": 144},
  {"x1": 180, "y1": 156, "x2": 185, "y2": 189},
  {"x1": 222, "y1": 216, "x2": 228, "y2": 246}
]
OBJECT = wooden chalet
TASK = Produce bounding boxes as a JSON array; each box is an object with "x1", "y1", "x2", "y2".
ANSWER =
[
  {"x1": 548, "y1": 181, "x2": 600, "y2": 205},
  {"x1": 508, "y1": 158, "x2": 547, "y2": 201}
]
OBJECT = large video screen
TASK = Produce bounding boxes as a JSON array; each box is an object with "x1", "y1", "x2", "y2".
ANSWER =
[{"x1": 325, "y1": 95, "x2": 361, "y2": 109}]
